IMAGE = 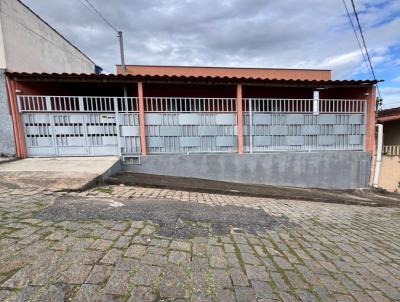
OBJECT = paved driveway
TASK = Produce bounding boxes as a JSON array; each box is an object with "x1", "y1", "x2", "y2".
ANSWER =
[{"x1": 0, "y1": 184, "x2": 399, "y2": 301}]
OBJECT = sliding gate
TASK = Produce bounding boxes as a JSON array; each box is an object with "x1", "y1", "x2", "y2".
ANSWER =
[{"x1": 18, "y1": 96, "x2": 141, "y2": 157}]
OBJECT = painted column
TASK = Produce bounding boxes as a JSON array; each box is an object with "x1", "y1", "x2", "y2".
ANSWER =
[
  {"x1": 137, "y1": 81, "x2": 147, "y2": 156},
  {"x1": 313, "y1": 90, "x2": 320, "y2": 114},
  {"x1": 365, "y1": 85, "x2": 376, "y2": 154},
  {"x1": 236, "y1": 83, "x2": 244, "y2": 154},
  {"x1": 5, "y1": 76, "x2": 26, "y2": 158}
]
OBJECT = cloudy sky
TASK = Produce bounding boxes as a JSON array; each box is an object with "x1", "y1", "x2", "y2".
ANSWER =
[{"x1": 22, "y1": 0, "x2": 400, "y2": 108}]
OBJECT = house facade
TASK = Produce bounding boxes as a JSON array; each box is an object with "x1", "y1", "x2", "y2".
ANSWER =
[
  {"x1": 377, "y1": 107, "x2": 400, "y2": 192},
  {"x1": 5, "y1": 65, "x2": 377, "y2": 189},
  {"x1": 0, "y1": 0, "x2": 95, "y2": 156}
]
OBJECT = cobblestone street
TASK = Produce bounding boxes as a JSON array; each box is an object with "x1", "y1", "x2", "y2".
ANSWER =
[{"x1": 0, "y1": 184, "x2": 399, "y2": 301}]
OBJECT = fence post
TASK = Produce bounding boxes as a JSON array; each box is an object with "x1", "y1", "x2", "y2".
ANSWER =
[
  {"x1": 236, "y1": 83, "x2": 244, "y2": 154},
  {"x1": 78, "y1": 97, "x2": 84, "y2": 112},
  {"x1": 114, "y1": 97, "x2": 122, "y2": 156},
  {"x1": 313, "y1": 91, "x2": 319, "y2": 115},
  {"x1": 138, "y1": 81, "x2": 147, "y2": 156},
  {"x1": 249, "y1": 98, "x2": 253, "y2": 154},
  {"x1": 45, "y1": 96, "x2": 51, "y2": 111}
]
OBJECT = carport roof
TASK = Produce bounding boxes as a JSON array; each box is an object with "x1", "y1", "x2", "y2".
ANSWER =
[{"x1": 6, "y1": 71, "x2": 381, "y2": 88}]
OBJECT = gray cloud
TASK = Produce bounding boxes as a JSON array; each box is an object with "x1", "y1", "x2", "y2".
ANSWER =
[{"x1": 20, "y1": 0, "x2": 400, "y2": 80}]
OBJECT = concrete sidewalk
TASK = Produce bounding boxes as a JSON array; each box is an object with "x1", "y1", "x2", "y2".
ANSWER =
[{"x1": 0, "y1": 157, "x2": 120, "y2": 191}]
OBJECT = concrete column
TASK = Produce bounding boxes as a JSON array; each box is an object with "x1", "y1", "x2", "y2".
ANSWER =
[
  {"x1": 365, "y1": 86, "x2": 376, "y2": 154},
  {"x1": 137, "y1": 81, "x2": 147, "y2": 156},
  {"x1": 5, "y1": 76, "x2": 26, "y2": 158},
  {"x1": 313, "y1": 90, "x2": 319, "y2": 114},
  {"x1": 236, "y1": 83, "x2": 244, "y2": 154}
]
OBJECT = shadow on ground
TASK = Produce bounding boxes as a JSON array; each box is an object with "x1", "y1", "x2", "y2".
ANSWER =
[
  {"x1": 36, "y1": 196, "x2": 290, "y2": 239},
  {"x1": 107, "y1": 172, "x2": 400, "y2": 207}
]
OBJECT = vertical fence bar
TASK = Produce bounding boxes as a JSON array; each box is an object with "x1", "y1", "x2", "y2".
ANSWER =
[
  {"x1": 313, "y1": 91, "x2": 319, "y2": 114},
  {"x1": 138, "y1": 81, "x2": 147, "y2": 156}
]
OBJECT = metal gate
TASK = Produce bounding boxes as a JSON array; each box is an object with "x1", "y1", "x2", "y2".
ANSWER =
[
  {"x1": 243, "y1": 98, "x2": 367, "y2": 152},
  {"x1": 143, "y1": 97, "x2": 237, "y2": 153},
  {"x1": 19, "y1": 96, "x2": 141, "y2": 157}
]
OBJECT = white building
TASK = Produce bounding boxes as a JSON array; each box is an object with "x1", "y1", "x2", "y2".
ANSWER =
[{"x1": 0, "y1": 0, "x2": 95, "y2": 156}]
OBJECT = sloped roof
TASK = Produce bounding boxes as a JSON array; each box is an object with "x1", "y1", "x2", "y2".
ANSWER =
[{"x1": 6, "y1": 72, "x2": 380, "y2": 87}]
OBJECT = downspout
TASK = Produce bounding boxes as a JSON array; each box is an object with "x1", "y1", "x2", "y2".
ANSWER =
[{"x1": 372, "y1": 124, "x2": 383, "y2": 187}]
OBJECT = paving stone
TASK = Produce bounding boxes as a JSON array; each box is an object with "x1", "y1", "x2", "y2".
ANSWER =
[
  {"x1": 113, "y1": 235, "x2": 131, "y2": 248},
  {"x1": 133, "y1": 265, "x2": 162, "y2": 286},
  {"x1": 212, "y1": 269, "x2": 232, "y2": 289},
  {"x1": 149, "y1": 238, "x2": 170, "y2": 248},
  {"x1": 85, "y1": 265, "x2": 113, "y2": 284},
  {"x1": 100, "y1": 248, "x2": 123, "y2": 265},
  {"x1": 245, "y1": 265, "x2": 270, "y2": 281},
  {"x1": 170, "y1": 240, "x2": 192, "y2": 252},
  {"x1": 251, "y1": 280, "x2": 278, "y2": 300},
  {"x1": 230, "y1": 268, "x2": 249, "y2": 286},
  {"x1": 128, "y1": 286, "x2": 158, "y2": 302},
  {"x1": 115, "y1": 257, "x2": 139, "y2": 271},
  {"x1": 141, "y1": 253, "x2": 167, "y2": 266},
  {"x1": 1, "y1": 183, "x2": 400, "y2": 301},
  {"x1": 217, "y1": 288, "x2": 236, "y2": 302},
  {"x1": 104, "y1": 270, "x2": 130, "y2": 295},
  {"x1": 72, "y1": 284, "x2": 102, "y2": 302},
  {"x1": 169, "y1": 250, "x2": 191, "y2": 265},
  {"x1": 285, "y1": 271, "x2": 309, "y2": 289},
  {"x1": 90, "y1": 239, "x2": 113, "y2": 251},
  {"x1": 59, "y1": 264, "x2": 93, "y2": 284},
  {"x1": 210, "y1": 255, "x2": 227, "y2": 268},
  {"x1": 125, "y1": 244, "x2": 147, "y2": 258},
  {"x1": 234, "y1": 286, "x2": 256, "y2": 302},
  {"x1": 147, "y1": 246, "x2": 168, "y2": 255},
  {"x1": 159, "y1": 265, "x2": 188, "y2": 298}
]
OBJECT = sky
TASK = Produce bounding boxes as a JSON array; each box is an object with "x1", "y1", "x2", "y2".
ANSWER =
[{"x1": 22, "y1": 0, "x2": 400, "y2": 109}]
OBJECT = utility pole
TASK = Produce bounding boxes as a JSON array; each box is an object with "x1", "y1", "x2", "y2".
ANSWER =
[
  {"x1": 118, "y1": 31, "x2": 127, "y2": 96},
  {"x1": 118, "y1": 31, "x2": 126, "y2": 75}
]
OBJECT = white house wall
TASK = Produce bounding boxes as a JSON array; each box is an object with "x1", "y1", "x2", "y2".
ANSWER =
[{"x1": 0, "y1": 0, "x2": 95, "y2": 73}]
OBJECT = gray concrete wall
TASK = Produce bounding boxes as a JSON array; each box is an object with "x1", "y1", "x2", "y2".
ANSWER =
[
  {"x1": 0, "y1": 0, "x2": 95, "y2": 73},
  {"x1": 123, "y1": 151, "x2": 371, "y2": 189},
  {"x1": 0, "y1": 68, "x2": 15, "y2": 156}
]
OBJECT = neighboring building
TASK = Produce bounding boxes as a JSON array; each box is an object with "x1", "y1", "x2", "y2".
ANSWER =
[
  {"x1": 5, "y1": 64, "x2": 377, "y2": 189},
  {"x1": 0, "y1": 0, "x2": 95, "y2": 156},
  {"x1": 377, "y1": 107, "x2": 400, "y2": 192},
  {"x1": 378, "y1": 107, "x2": 400, "y2": 148}
]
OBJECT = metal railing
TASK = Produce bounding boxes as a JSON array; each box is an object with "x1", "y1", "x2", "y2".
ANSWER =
[
  {"x1": 243, "y1": 98, "x2": 366, "y2": 113},
  {"x1": 18, "y1": 96, "x2": 366, "y2": 114},
  {"x1": 18, "y1": 96, "x2": 139, "y2": 112},
  {"x1": 383, "y1": 145, "x2": 400, "y2": 156},
  {"x1": 144, "y1": 97, "x2": 236, "y2": 112}
]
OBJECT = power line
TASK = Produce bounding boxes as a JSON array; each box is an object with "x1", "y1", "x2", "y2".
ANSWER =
[
  {"x1": 349, "y1": 0, "x2": 382, "y2": 99},
  {"x1": 78, "y1": 0, "x2": 118, "y2": 33},
  {"x1": 341, "y1": 0, "x2": 373, "y2": 79}
]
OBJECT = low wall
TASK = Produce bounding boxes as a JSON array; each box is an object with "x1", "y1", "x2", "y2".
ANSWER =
[
  {"x1": 378, "y1": 155, "x2": 400, "y2": 192},
  {"x1": 0, "y1": 69, "x2": 16, "y2": 156},
  {"x1": 123, "y1": 151, "x2": 371, "y2": 189}
]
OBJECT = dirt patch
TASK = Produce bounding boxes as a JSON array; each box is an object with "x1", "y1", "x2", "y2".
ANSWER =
[{"x1": 36, "y1": 196, "x2": 290, "y2": 239}]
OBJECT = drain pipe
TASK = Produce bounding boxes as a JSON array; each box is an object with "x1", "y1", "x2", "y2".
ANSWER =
[{"x1": 373, "y1": 124, "x2": 383, "y2": 187}]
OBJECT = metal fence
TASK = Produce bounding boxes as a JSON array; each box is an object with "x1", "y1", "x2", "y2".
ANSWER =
[
  {"x1": 18, "y1": 96, "x2": 140, "y2": 156},
  {"x1": 144, "y1": 97, "x2": 237, "y2": 153},
  {"x1": 18, "y1": 95, "x2": 367, "y2": 156},
  {"x1": 383, "y1": 145, "x2": 400, "y2": 156},
  {"x1": 243, "y1": 98, "x2": 367, "y2": 152}
]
